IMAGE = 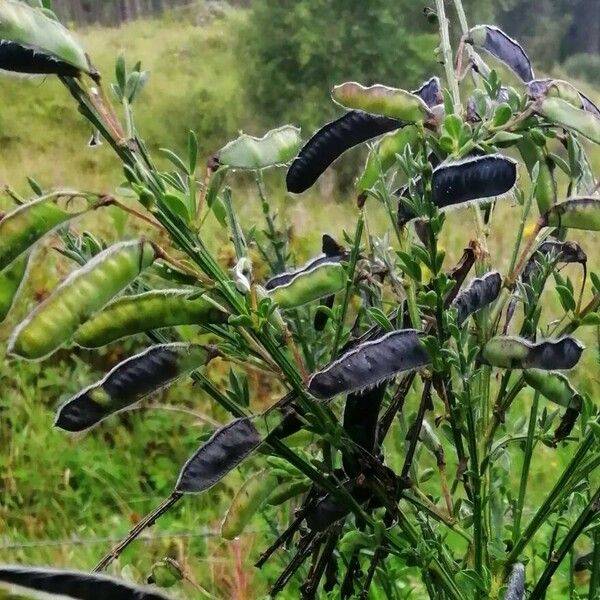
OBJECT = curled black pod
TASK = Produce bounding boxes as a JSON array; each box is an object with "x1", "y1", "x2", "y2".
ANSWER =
[
  {"x1": 554, "y1": 404, "x2": 581, "y2": 443},
  {"x1": 481, "y1": 336, "x2": 584, "y2": 370},
  {"x1": 55, "y1": 344, "x2": 215, "y2": 432},
  {"x1": 398, "y1": 155, "x2": 517, "y2": 224},
  {"x1": 0, "y1": 565, "x2": 173, "y2": 600},
  {"x1": 451, "y1": 271, "x2": 502, "y2": 326},
  {"x1": 286, "y1": 111, "x2": 402, "y2": 194},
  {"x1": 342, "y1": 383, "x2": 387, "y2": 477},
  {"x1": 176, "y1": 417, "x2": 263, "y2": 494},
  {"x1": 469, "y1": 25, "x2": 534, "y2": 82},
  {"x1": 412, "y1": 76, "x2": 442, "y2": 108},
  {"x1": 308, "y1": 329, "x2": 429, "y2": 400},
  {"x1": 521, "y1": 240, "x2": 586, "y2": 289}
]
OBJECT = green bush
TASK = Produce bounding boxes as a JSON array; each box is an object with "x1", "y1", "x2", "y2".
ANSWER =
[
  {"x1": 238, "y1": 0, "x2": 438, "y2": 132},
  {"x1": 563, "y1": 53, "x2": 600, "y2": 86}
]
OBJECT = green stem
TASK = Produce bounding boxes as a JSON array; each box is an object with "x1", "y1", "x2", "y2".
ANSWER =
[
  {"x1": 435, "y1": 0, "x2": 461, "y2": 111},
  {"x1": 512, "y1": 391, "x2": 540, "y2": 544}
]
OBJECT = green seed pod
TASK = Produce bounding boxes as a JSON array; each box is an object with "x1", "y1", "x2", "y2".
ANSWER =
[
  {"x1": 0, "y1": 195, "x2": 89, "y2": 272},
  {"x1": 0, "y1": 565, "x2": 173, "y2": 600},
  {"x1": 356, "y1": 125, "x2": 419, "y2": 198},
  {"x1": 540, "y1": 197, "x2": 600, "y2": 231},
  {"x1": 0, "y1": 252, "x2": 30, "y2": 324},
  {"x1": 540, "y1": 97, "x2": 600, "y2": 145},
  {"x1": 216, "y1": 125, "x2": 302, "y2": 170},
  {"x1": 0, "y1": 0, "x2": 93, "y2": 77},
  {"x1": 147, "y1": 559, "x2": 183, "y2": 588},
  {"x1": 9, "y1": 240, "x2": 157, "y2": 360},
  {"x1": 73, "y1": 290, "x2": 227, "y2": 348},
  {"x1": 469, "y1": 25, "x2": 534, "y2": 82},
  {"x1": 267, "y1": 479, "x2": 311, "y2": 506},
  {"x1": 221, "y1": 470, "x2": 278, "y2": 540},
  {"x1": 523, "y1": 369, "x2": 582, "y2": 441},
  {"x1": 55, "y1": 343, "x2": 216, "y2": 432},
  {"x1": 523, "y1": 369, "x2": 580, "y2": 409},
  {"x1": 481, "y1": 336, "x2": 584, "y2": 370},
  {"x1": 332, "y1": 82, "x2": 432, "y2": 122},
  {"x1": 517, "y1": 135, "x2": 557, "y2": 215},
  {"x1": 419, "y1": 420, "x2": 444, "y2": 459},
  {"x1": 268, "y1": 261, "x2": 346, "y2": 310}
]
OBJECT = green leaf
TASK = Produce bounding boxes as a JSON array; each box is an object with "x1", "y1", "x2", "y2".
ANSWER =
[
  {"x1": 160, "y1": 148, "x2": 190, "y2": 175},
  {"x1": 492, "y1": 103, "x2": 512, "y2": 127},
  {"x1": 115, "y1": 53, "x2": 126, "y2": 95},
  {"x1": 188, "y1": 131, "x2": 198, "y2": 175}
]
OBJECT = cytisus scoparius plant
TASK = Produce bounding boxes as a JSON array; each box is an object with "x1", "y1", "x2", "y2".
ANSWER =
[{"x1": 0, "y1": 0, "x2": 599, "y2": 599}]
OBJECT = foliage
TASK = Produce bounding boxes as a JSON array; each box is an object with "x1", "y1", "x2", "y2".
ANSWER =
[
  {"x1": 0, "y1": 1, "x2": 600, "y2": 600},
  {"x1": 563, "y1": 53, "x2": 600, "y2": 87}
]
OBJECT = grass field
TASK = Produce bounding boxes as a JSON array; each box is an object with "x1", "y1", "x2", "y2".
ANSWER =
[{"x1": 1, "y1": 7, "x2": 599, "y2": 600}]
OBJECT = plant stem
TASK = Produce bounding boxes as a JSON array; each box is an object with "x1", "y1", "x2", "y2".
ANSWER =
[
  {"x1": 512, "y1": 391, "x2": 540, "y2": 544},
  {"x1": 435, "y1": 0, "x2": 461, "y2": 111}
]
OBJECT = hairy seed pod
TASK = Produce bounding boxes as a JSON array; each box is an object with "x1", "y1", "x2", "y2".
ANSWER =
[
  {"x1": 540, "y1": 197, "x2": 600, "y2": 231},
  {"x1": 176, "y1": 416, "x2": 268, "y2": 494},
  {"x1": 308, "y1": 329, "x2": 429, "y2": 400},
  {"x1": 523, "y1": 369, "x2": 580, "y2": 409},
  {"x1": 503, "y1": 563, "x2": 525, "y2": 600},
  {"x1": 523, "y1": 369, "x2": 582, "y2": 441},
  {"x1": 55, "y1": 343, "x2": 216, "y2": 432},
  {"x1": 0, "y1": 252, "x2": 30, "y2": 324},
  {"x1": 469, "y1": 25, "x2": 534, "y2": 82},
  {"x1": 528, "y1": 79, "x2": 600, "y2": 118},
  {"x1": 286, "y1": 110, "x2": 402, "y2": 194},
  {"x1": 517, "y1": 135, "x2": 557, "y2": 215},
  {"x1": 540, "y1": 97, "x2": 600, "y2": 144},
  {"x1": 342, "y1": 383, "x2": 387, "y2": 477},
  {"x1": 481, "y1": 336, "x2": 584, "y2": 370},
  {"x1": 0, "y1": 1, "x2": 93, "y2": 77},
  {"x1": 451, "y1": 271, "x2": 501, "y2": 326},
  {"x1": 216, "y1": 125, "x2": 302, "y2": 170},
  {"x1": 0, "y1": 196, "x2": 89, "y2": 272},
  {"x1": 265, "y1": 234, "x2": 346, "y2": 290},
  {"x1": 305, "y1": 483, "x2": 372, "y2": 532},
  {"x1": 332, "y1": 83, "x2": 432, "y2": 122},
  {"x1": 268, "y1": 261, "x2": 346, "y2": 310},
  {"x1": 267, "y1": 479, "x2": 311, "y2": 506},
  {"x1": 356, "y1": 125, "x2": 420, "y2": 198},
  {"x1": 221, "y1": 470, "x2": 278, "y2": 540},
  {"x1": 9, "y1": 240, "x2": 157, "y2": 360},
  {"x1": 73, "y1": 290, "x2": 227, "y2": 348},
  {"x1": 0, "y1": 565, "x2": 173, "y2": 600},
  {"x1": 398, "y1": 155, "x2": 517, "y2": 224}
]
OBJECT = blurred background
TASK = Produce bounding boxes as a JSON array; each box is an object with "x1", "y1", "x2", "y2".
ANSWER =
[{"x1": 0, "y1": 2, "x2": 599, "y2": 599}]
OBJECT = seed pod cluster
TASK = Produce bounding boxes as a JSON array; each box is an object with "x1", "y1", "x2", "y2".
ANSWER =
[
  {"x1": 9, "y1": 240, "x2": 157, "y2": 360},
  {"x1": 528, "y1": 79, "x2": 600, "y2": 118},
  {"x1": 468, "y1": 25, "x2": 534, "y2": 82},
  {"x1": 0, "y1": 0, "x2": 93, "y2": 77},
  {"x1": 540, "y1": 197, "x2": 600, "y2": 231},
  {"x1": 74, "y1": 289, "x2": 227, "y2": 348},
  {"x1": 308, "y1": 329, "x2": 430, "y2": 400},
  {"x1": 216, "y1": 125, "x2": 302, "y2": 170},
  {"x1": 56, "y1": 343, "x2": 216, "y2": 432},
  {"x1": 451, "y1": 271, "x2": 502, "y2": 326},
  {"x1": 481, "y1": 336, "x2": 584, "y2": 370},
  {"x1": 398, "y1": 155, "x2": 517, "y2": 224},
  {"x1": 0, "y1": 565, "x2": 174, "y2": 600},
  {"x1": 331, "y1": 83, "x2": 432, "y2": 122}
]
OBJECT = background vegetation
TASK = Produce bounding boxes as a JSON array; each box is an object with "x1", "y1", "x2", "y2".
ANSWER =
[{"x1": 1, "y1": 1, "x2": 599, "y2": 598}]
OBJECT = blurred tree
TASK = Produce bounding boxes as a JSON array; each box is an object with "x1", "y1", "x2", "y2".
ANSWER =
[{"x1": 238, "y1": 0, "x2": 440, "y2": 132}]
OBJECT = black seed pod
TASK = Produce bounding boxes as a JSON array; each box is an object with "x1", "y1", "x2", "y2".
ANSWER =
[
  {"x1": 503, "y1": 563, "x2": 525, "y2": 600},
  {"x1": 0, "y1": 566, "x2": 173, "y2": 600},
  {"x1": 451, "y1": 271, "x2": 502, "y2": 325},
  {"x1": 176, "y1": 417, "x2": 262, "y2": 494}
]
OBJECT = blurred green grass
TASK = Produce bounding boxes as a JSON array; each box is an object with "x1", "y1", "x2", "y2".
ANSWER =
[{"x1": 0, "y1": 8, "x2": 599, "y2": 600}]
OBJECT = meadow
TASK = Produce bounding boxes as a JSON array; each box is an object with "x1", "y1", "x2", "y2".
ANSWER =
[{"x1": 0, "y1": 6, "x2": 599, "y2": 600}]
